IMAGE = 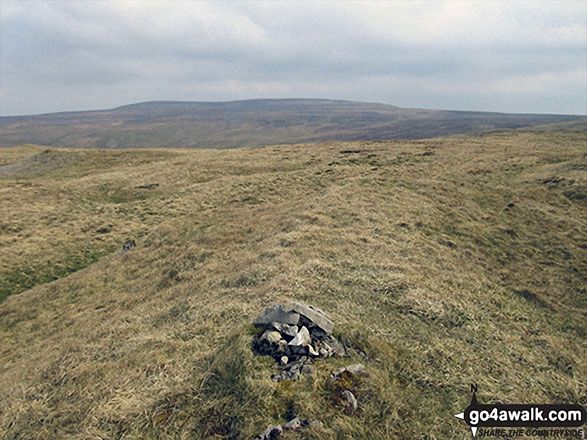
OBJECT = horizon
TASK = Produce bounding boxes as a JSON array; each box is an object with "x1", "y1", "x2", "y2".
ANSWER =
[
  {"x1": 1, "y1": 1, "x2": 586, "y2": 117},
  {"x1": 2, "y1": 97, "x2": 586, "y2": 119}
]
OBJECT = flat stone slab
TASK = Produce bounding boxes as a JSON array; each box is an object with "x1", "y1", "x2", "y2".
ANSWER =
[
  {"x1": 253, "y1": 304, "x2": 300, "y2": 327},
  {"x1": 286, "y1": 302, "x2": 334, "y2": 334}
]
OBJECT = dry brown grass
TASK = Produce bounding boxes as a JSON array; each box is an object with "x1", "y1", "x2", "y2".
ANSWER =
[{"x1": 0, "y1": 131, "x2": 585, "y2": 439}]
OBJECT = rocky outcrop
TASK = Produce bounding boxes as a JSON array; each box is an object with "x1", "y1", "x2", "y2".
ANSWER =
[{"x1": 252, "y1": 302, "x2": 346, "y2": 381}]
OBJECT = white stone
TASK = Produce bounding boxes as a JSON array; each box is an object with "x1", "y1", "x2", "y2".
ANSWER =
[{"x1": 288, "y1": 326, "x2": 311, "y2": 347}]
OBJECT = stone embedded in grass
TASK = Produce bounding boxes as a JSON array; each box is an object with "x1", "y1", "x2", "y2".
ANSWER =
[
  {"x1": 283, "y1": 417, "x2": 307, "y2": 430},
  {"x1": 120, "y1": 239, "x2": 136, "y2": 254},
  {"x1": 255, "y1": 417, "x2": 319, "y2": 439},
  {"x1": 343, "y1": 390, "x2": 358, "y2": 410},
  {"x1": 256, "y1": 424, "x2": 282, "y2": 440}
]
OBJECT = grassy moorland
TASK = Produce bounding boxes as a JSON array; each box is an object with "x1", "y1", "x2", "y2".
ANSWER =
[
  {"x1": 0, "y1": 99, "x2": 584, "y2": 149},
  {"x1": 0, "y1": 130, "x2": 585, "y2": 439}
]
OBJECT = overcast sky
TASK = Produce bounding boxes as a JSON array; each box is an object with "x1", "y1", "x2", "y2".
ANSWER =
[{"x1": 1, "y1": 0, "x2": 585, "y2": 116}]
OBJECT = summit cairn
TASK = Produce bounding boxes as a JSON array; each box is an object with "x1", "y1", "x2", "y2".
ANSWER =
[{"x1": 252, "y1": 302, "x2": 346, "y2": 381}]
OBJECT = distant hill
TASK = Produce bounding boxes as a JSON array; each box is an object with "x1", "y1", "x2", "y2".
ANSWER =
[{"x1": 0, "y1": 99, "x2": 584, "y2": 149}]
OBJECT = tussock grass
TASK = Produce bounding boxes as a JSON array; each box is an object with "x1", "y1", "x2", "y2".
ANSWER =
[{"x1": 0, "y1": 131, "x2": 585, "y2": 439}]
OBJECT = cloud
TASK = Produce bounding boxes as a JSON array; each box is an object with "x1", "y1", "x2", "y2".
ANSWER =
[{"x1": 1, "y1": 0, "x2": 585, "y2": 115}]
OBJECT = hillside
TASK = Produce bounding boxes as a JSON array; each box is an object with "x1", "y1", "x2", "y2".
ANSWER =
[
  {"x1": 0, "y1": 131, "x2": 585, "y2": 439},
  {"x1": 0, "y1": 99, "x2": 584, "y2": 149}
]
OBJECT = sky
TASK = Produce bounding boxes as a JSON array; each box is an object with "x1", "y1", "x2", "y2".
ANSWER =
[{"x1": 0, "y1": 0, "x2": 586, "y2": 116}]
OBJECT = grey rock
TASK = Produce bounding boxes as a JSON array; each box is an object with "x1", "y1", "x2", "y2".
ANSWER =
[
  {"x1": 310, "y1": 420, "x2": 324, "y2": 428},
  {"x1": 271, "y1": 357, "x2": 314, "y2": 382},
  {"x1": 308, "y1": 345, "x2": 319, "y2": 356},
  {"x1": 280, "y1": 355, "x2": 289, "y2": 365},
  {"x1": 288, "y1": 326, "x2": 310, "y2": 347},
  {"x1": 270, "y1": 321, "x2": 298, "y2": 338},
  {"x1": 356, "y1": 348, "x2": 368, "y2": 361},
  {"x1": 256, "y1": 418, "x2": 314, "y2": 438},
  {"x1": 257, "y1": 424, "x2": 283, "y2": 440},
  {"x1": 286, "y1": 302, "x2": 334, "y2": 334},
  {"x1": 343, "y1": 390, "x2": 358, "y2": 410},
  {"x1": 272, "y1": 368, "x2": 301, "y2": 382},
  {"x1": 283, "y1": 417, "x2": 308, "y2": 430},
  {"x1": 253, "y1": 304, "x2": 300, "y2": 327},
  {"x1": 260, "y1": 330, "x2": 284, "y2": 344},
  {"x1": 120, "y1": 239, "x2": 136, "y2": 254},
  {"x1": 322, "y1": 336, "x2": 346, "y2": 357}
]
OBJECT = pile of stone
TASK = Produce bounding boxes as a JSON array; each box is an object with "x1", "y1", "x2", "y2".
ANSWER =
[{"x1": 252, "y1": 302, "x2": 346, "y2": 382}]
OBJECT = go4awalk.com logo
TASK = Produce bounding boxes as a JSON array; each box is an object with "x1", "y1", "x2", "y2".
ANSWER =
[{"x1": 454, "y1": 385, "x2": 586, "y2": 437}]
